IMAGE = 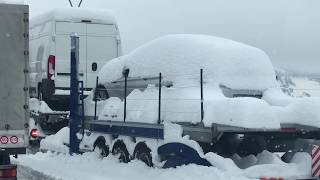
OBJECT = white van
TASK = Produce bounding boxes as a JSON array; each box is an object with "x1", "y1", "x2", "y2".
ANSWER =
[{"x1": 29, "y1": 8, "x2": 121, "y2": 109}]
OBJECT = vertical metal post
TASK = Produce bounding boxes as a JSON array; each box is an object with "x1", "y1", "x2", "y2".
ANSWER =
[
  {"x1": 69, "y1": 34, "x2": 80, "y2": 154},
  {"x1": 123, "y1": 69, "x2": 129, "y2": 122},
  {"x1": 158, "y1": 73, "x2": 162, "y2": 124},
  {"x1": 200, "y1": 69, "x2": 204, "y2": 123},
  {"x1": 94, "y1": 76, "x2": 98, "y2": 120}
]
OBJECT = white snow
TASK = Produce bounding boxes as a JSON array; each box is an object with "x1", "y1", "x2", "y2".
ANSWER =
[
  {"x1": 93, "y1": 35, "x2": 320, "y2": 129},
  {"x1": 13, "y1": 152, "x2": 251, "y2": 180},
  {"x1": 30, "y1": 8, "x2": 117, "y2": 28},
  {"x1": 0, "y1": 0, "x2": 24, "y2": 4},
  {"x1": 13, "y1": 149, "x2": 312, "y2": 180},
  {"x1": 40, "y1": 127, "x2": 70, "y2": 153},
  {"x1": 99, "y1": 34, "x2": 277, "y2": 90},
  {"x1": 29, "y1": 98, "x2": 53, "y2": 114}
]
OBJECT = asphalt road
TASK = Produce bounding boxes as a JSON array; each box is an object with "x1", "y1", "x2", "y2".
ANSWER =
[
  {"x1": 17, "y1": 165, "x2": 58, "y2": 180},
  {"x1": 16, "y1": 145, "x2": 58, "y2": 180}
]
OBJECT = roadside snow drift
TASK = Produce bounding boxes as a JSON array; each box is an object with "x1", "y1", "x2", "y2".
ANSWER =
[
  {"x1": 92, "y1": 34, "x2": 320, "y2": 129},
  {"x1": 14, "y1": 150, "x2": 311, "y2": 180}
]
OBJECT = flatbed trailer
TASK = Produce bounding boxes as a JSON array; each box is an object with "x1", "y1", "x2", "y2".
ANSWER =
[{"x1": 63, "y1": 34, "x2": 320, "y2": 180}]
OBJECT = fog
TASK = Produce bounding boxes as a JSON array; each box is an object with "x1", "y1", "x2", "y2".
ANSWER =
[{"x1": 25, "y1": 0, "x2": 320, "y2": 75}]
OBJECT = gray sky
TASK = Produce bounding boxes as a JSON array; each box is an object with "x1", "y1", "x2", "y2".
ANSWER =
[{"x1": 25, "y1": 0, "x2": 320, "y2": 75}]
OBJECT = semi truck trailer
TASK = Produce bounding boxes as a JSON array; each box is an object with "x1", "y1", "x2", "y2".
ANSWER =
[{"x1": 0, "y1": 3, "x2": 30, "y2": 179}]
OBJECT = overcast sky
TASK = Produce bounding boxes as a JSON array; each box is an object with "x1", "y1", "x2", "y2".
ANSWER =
[{"x1": 24, "y1": 0, "x2": 320, "y2": 75}]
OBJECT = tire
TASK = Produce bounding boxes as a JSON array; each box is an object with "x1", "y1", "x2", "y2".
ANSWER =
[
  {"x1": 237, "y1": 135, "x2": 267, "y2": 156},
  {"x1": 112, "y1": 141, "x2": 130, "y2": 163},
  {"x1": 134, "y1": 143, "x2": 153, "y2": 167},
  {"x1": 0, "y1": 155, "x2": 10, "y2": 165},
  {"x1": 94, "y1": 138, "x2": 109, "y2": 158}
]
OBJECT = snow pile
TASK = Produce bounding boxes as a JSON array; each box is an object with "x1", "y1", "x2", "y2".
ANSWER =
[
  {"x1": 30, "y1": 8, "x2": 117, "y2": 28},
  {"x1": 40, "y1": 127, "x2": 69, "y2": 153},
  {"x1": 206, "y1": 150, "x2": 311, "y2": 179},
  {"x1": 14, "y1": 152, "x2": 250, "y2": 180},
  {"x1": 273, "y1": 97, "x2": 320, "y2": 127},
  {"x1": 14, "y1": 149, "x2": 311, "y2": 180},
  {"x1": 29, "y1": 98, "x2": 53, "y2": 114},
  {"x1": 97, "y1": 86, "x2": 280, "y2": 129},
  {"x1": 99, "y1": 34, "x2": 277, "y2": 90},
  {"x1": 204, "y1": 97, "x2": 279, "y2": 128}
]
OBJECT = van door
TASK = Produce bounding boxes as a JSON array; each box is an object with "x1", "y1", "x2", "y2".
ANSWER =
[
  {"x1": 86, "y1": 24, "x2": 118, "y2": 88},
  {"x1": 55, "y1": 22, "x2": 87, "y2": 90}
]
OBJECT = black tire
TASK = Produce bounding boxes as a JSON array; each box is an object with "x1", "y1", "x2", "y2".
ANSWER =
[
  {"x1": 134, "y1": 143, "x2": 153, "y2": 167},
  {"x1": 237, "y1": 135, "x2": 267, "y2": 156},
  {"x1": 0, "y1": 155, "x2": 10, "y2": 165},
  {"x1": 112, "y1": 141, "x2": 130, "y2": 163},
  {"x1": 94, "y1": 138, "x2": 109, "y2": 157}
]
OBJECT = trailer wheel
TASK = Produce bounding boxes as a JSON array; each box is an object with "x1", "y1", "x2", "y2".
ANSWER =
[
  {"x1": 112, "y1": 141, "x2": 130, "y2": 163},
  {"x1": 133, "y1": 143, "x2": 153, "y2": 167},
  {"x1": 93, "y1": 137, "x2": 109, "y2": 157}
]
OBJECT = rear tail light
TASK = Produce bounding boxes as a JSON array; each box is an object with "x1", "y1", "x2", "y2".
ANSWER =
[
  {"x1": 48, "y1": 55, "x2": 55, "y2": 80},
  {"x1": 280, "y1": 128, "x2": 296, "y2": 133},
  {"x1": 31, "y1": 129, "x2": 39, "y2": 138},
  {"x1": 0, "y1": 166, "x2": 17, "y2": 178}
]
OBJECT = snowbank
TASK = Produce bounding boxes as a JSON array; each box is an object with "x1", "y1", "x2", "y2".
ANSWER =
[
  {"x1": 40, "y1": 127, "x2": 69, "y2": 153},
  {"x1": 14, "y1": 152, "x2": 250, "y2": 180},
  {"x1": 30, "y1": 8, "x2": 117, "y2": 28},
  {"x1": 14, "y1": 149, "x2": 311, "y2": 180},
  {"x1": 273, "y1": 97, "x2": 320, "y2": 127},
  {"x1": 29, "y1": 98, "x2": 53, "y2": 114}
]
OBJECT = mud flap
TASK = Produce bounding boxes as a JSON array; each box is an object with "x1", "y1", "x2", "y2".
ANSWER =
[{"x1": 158, "y1": 142, "x2": 211, "y2": 168}]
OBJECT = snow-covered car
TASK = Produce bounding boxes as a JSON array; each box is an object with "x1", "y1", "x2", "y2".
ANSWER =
[{"x1": 85, "y1": 34, "x2": 320, "y2": 130}]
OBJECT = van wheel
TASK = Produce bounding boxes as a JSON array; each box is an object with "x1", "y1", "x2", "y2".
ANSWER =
[{"x1": 112, "y1": 141, "x2": 130, "y2": 163}]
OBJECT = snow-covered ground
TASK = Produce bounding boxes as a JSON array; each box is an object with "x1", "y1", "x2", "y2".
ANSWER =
[
  {"x1": 13, "y1": 150, "x2": 311, "y2": 180},
  {"x1": 17, "y1": 35, "x2": 318, "y2": 179}
]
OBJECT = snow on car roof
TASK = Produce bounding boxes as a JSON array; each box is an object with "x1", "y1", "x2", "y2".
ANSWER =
[
  {"x1": 30, "y1": 8, "x2": 117, "y2": 28},
  {"x1": 99, "y1": 34, "x2": 277, "y2": 91}
]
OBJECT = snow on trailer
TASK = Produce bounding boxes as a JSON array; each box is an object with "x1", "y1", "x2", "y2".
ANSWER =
[{"x1": 39, "y1": 34, "x2": 320, "y2": 179}]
